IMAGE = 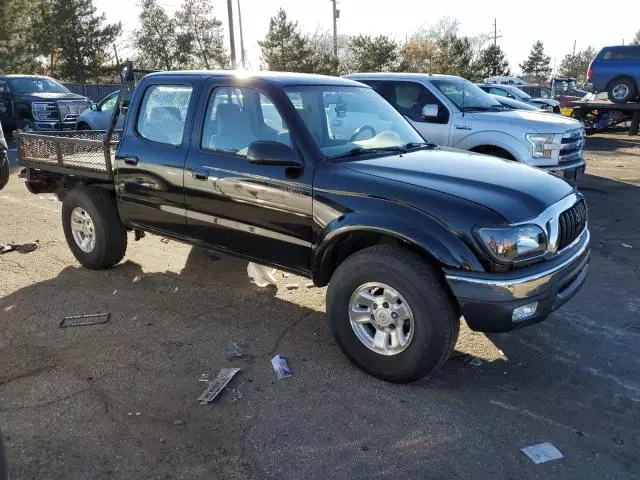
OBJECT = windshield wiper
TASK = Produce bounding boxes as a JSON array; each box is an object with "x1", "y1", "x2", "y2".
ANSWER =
[
  {"x1": 328, "y1": 146, "x2": 408, "y2": 160},
  {"x1": 402, "y1": 141, "x2": 437, "y2": 150}
]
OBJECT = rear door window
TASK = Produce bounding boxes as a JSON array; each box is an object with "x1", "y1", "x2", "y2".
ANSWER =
[
  {"x1": 136, "y1": 84, "x2": 193, "y2": 146},
  {"x1": 602, "y1": 48, "x2": 640, "y2": 60}
]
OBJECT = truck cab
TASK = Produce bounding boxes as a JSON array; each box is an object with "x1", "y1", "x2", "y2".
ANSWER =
[
  {"x1": 346, "y1": 73, "x2": 585, "y2": 179},
  {"x1": 16, "y1": 69, "x2": 591, "y2": 383}
]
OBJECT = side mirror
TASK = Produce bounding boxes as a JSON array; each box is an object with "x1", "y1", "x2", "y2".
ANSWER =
[
  {"x1": 421, "y1": 104, "x2": 439, "y2": 119},
  {"x1": 247, "y1": 141, "x2": 302, "y2": 168},
  {"x1": 90, "y1": 103, "x2": 98, "y2": 111}
]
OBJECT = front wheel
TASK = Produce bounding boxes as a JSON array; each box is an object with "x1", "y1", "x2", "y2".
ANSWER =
[
  {"x1": 607, "y1": 78, "x2": 637, "y2": 104},
  {"x1": 327, "y1": 245, "x2": 459, "y2": 383},
  {"x1": 62, "y1": 186, "x2": 127, "y2": 269}
]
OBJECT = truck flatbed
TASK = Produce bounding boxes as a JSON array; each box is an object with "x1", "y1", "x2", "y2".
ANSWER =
[{"x1": 569, "y1": 99, "x2": 640, "y2": 135}]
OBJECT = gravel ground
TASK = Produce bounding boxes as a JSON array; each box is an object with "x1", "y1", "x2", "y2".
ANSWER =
[{"x1": 1, "y1": 132, "x2": 640, "y2": 479}]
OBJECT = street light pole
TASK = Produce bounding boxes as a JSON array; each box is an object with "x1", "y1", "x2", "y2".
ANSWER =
[
  {"x1": 330, "y1": 0, "x2": 338, "y2": 61},
  {"x1": 227, "y1": 0, "x2": 237, "y2": 69}
]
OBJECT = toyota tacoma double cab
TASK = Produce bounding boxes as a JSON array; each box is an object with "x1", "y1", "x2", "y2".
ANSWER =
[{"x1": 16, "y1": 68, "x2": 590, "y2": 382}]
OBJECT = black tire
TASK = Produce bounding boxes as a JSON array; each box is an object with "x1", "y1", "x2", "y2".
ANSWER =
[
  {"x1": 607, "y1": 77, "x2": 637, "y2": 104},
  {"x1": 327, "y1": 245, "x2": 459, "y2": 383},
  {"x1": 0, "y1": 156, "x2": 9, "y2": 191},
  {"x1": 62, "y1": 186, "x2": 127, "y2": 269},
  {"x1": 18, "y1": 118, "x2": 34, "y2": 132}
]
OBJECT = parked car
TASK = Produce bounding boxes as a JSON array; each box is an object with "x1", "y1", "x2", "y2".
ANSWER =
[
  {"x1": 484, "y1": 76, "x2": 528, "y2": 85},
  {"x1": 550, "y1": 77, "x2": 588, "y2": 100},
  {"x1": 16, "y1": 69, "x2": 590, "y2": 382},
  {"x1": 478, "y1": 84, "x2": 561, "y2": 112},
  {"x1": 0, "y1": 75, "x2": 91, "y2": 132},
  {"x1": 346, "y1": 73, "x2": 585, "y2": 179},
  {"x1": 491, "y1": 94, "x2": 541, "y2": 111},
  {"x1": 518, "y1": 84, "x2": 554, "y2": 99},
  {"x1": 0, "y1": 121, "x2": 8, "y2": 190},
  {"x1": 588, "y1": 45, "x2": 640, "y2": 103},
  {"x1": 76, "y1": 90, "x2": 124, "y2": 130}
]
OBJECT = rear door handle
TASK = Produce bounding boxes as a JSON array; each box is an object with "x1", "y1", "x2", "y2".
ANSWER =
[
  {"x1": 121, "y1": 155, "x2": 138, "y2": 166},
  {"x1": 192, "y1": 169, "x2": 209, "y2": 181}
]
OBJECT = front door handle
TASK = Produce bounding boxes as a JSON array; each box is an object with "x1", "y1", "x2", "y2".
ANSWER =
[
  {"x1": 121, "y1": 155, "x2": 138, "y2": 166},
  {"x1": 192, "y1": 169, "x2": 209, "y2": 181}
]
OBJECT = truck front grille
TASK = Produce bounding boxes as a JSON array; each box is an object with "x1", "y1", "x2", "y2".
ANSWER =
[
  {"x1": 57, "y1": 100, "x2": 89, "y2": 122},
  {"x1": 559, "y1": 128, "x2": 584, "y2": 163},
  {"x1": 558, "y1": 199, "x2": 587, "y2": 250}
]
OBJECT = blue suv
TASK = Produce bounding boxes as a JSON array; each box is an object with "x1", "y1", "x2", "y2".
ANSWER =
[{"x1": 588, "y1": 45, "x2": 640, "y2": 103}]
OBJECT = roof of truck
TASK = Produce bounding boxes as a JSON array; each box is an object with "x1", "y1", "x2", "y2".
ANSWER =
[
  {"x1": 145, "y1": 70, "x2": 363, "y2": 87},
  {"x1": 344, "y1": 72, "x2": 466, "y2": 82}
]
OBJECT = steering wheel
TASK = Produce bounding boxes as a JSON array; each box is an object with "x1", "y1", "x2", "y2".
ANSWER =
[{"x1": 349, "y1": 125, "x2": 376, "y2": 142}]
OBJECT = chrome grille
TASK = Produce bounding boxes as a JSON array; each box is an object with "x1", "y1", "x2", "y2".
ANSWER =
[
  {"x1": 57, "y1": 100, "x2": 89, "y2": 121},
  {"x1": 559, "y1": 128, "x2": 584, "y2": 163},
  {"x1": 558, "y1": 199, "x2": 587, "y2": 250}
]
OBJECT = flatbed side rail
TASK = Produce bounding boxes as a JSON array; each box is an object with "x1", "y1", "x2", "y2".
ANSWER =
[{"x1": 17, "y1": 130, "x2": 121, "y2": 180}]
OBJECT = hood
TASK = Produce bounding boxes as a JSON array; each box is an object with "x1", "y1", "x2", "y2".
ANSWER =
[
  {"x1": 344, "y1": 147, "x2": 573, "y2": 222},
  {"x1": 15, "y1": 92, "x2": 89, "y2": 102},
  {"x1": 472, "y1": 109, "x2": 581, "y2": 133},
  {"x1": 531, "y1": 97, "x2": 560, "y2": 107}
]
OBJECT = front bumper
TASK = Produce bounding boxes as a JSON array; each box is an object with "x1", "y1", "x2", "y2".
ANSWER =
[
  {"x1": 539, "y1": 158, "x2": 585, "y2": 181},
  {"x1": 445, "y1": 228, "x2": 590, "y2": 333},
  {"x1": 33, "y1": 121, "x2": 76, "y2": 131}
]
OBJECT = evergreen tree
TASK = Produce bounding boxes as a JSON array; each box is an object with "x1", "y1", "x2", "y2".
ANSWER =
[
  {"x1": 477, "y1": 44, "x2": 511, "y2": 78},
  {"x1": 258, "y1": 9, "x2": 313, "y2": 72},
  {"x1": 558, "y1": 47, "x2": 597, "y2": 83},
  {"x1": 347, "y1": 35, "x2": 399, "y2": 72},
  {"x1": 133, "y1": 0, "x2": 191, "y2": 70},
  {"x1": 431, "y1": 34, "x2": 480, "y2": 80},
  {"x1": 0, "y1": 0, "x2": 40, "y2": 73},
  {"x1": 519, "y1": 41, "x2": 551, "y2": 78},
  {"x1": 175, "y1": 0, "x2": 229, "y2": 69}
]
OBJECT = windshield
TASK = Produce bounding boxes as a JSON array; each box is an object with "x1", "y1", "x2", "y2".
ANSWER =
[
  {"x1": 9, "y1": 77, "x2": 70, "y2": 94},
  {"x1": 431, "y1": 78, "x2": 503, "y2": 111},
  {"x1": 283, "y1": 86, "x2": 425, "y2": 159},
  {"x1": 509, "y1": 87, "x2": 532, "y2": 100}
]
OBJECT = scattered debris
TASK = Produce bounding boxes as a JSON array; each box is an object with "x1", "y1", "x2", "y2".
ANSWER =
[
  {"x1": 227, "y1": 342, "x2": 245, "y2": 359},
  {"x1": 135, "y1": 412, "x2": 141, "y2": 416},
  {"x1": 173, "y1": 419, "x2": 185, "y2": 426},
  {"x1": 198, "y1": 367, "x2": 241, "y2": 404},
  {"x1": 160, "y1": 237, "x2": 170, "y2": 244},
  {"x1": 0, "y1": 241, "x2": 39, "y2": 254},
  {"x1": 469, "y1": 357, "x2": 482, "y2": 367},
  {"x1": 285, "y1": 283, "x2": 300, "y2": 290},
  {"x1": 247, "y1": 262, "x2": 278, "y2": 287},
  {"x1": 282, "y1": 272, "x2": 290, "y2": 278},
  {"x1": 305, "y1": 282, "x2": 314, "y2": 288},
  {"x1": 271, "y1": 355, "x2": 292, "y2": 379},
  {"x1": 361, "y1": 445, "x2": 370, "y2": 452},
  {"x1": 622, "y1": 243, "x2": 633, "y2": 248},
  {"x1": 611, "y1": 437, "x2": 624, "y2": 446},
  {"x1": 198, "y1": 373, "x2": 211, "y2": 383},
  {"x1": 59, "y1": 312, "x2": 111, "y2": 328},
  {"x1": 521, "y1": 442, "x2": 564, "y2": 464}
]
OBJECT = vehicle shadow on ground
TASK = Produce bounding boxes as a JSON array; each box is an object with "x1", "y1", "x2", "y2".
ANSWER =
[
  {"x1": 2, "y1": 173, "x2": 640, "y2": 479},
  {"x1": 583, "y1": 135, "x2": 640, "y2": 153}
]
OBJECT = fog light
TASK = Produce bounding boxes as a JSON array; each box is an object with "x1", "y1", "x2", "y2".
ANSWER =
[{"x1": 512, "y1": 302, "x2": 538, "y2": 322}]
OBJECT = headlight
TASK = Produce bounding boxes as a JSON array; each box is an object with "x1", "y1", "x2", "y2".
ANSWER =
[
  {"x1": 32, "y1": 102, "x2": 58, "y2": 121},
  {"x1": 525, "y1": 133, "x2": 554, "y2": 158},
  {"x1": 475, "y1": 225, "x2": 547, "y2": 263}
]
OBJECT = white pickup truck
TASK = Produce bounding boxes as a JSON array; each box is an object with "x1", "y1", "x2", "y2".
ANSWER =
[{"x1": 345, "y1": 73, "x2": 585, "y2": 180}]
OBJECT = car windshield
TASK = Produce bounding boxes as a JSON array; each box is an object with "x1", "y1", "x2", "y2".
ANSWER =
[
  {"x1": 9, "y1": 77, "x2": 70, "y2": 94},
  {"x1": 431, "y1": 78, "x2": 503, "y2": 111},
  {"x1": 283, "y1": 85, "x2": 427, "y2": 159},
  {"x1": 508, "y1": 87, "x2": 532, "y2": 100}
]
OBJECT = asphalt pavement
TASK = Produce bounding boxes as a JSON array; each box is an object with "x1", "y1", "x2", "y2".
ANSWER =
[{"x1": 1, "y1": 133, "x2": 640, "y2": 479}]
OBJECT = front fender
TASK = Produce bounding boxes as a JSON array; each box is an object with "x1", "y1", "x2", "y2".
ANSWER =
[
  {"x1": 456, "y1": 131, "x2": 528, "y2": 163},
  {"x1": 311, "y1": 211, "x2": 484, "y2": 285}
]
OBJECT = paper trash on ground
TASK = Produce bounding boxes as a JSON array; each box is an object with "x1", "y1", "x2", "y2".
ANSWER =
[
  {"x1": 198, "y1": 367, "x2": 241, "y2": 404},
  {"x1": 521, "y1": 442, "x2": 564, "y2": 464},
  {"x1": 271, "y1": 355, "x2": 292, "y2": 379}
]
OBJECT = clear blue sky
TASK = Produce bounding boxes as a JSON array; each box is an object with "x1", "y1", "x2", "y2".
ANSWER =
[{"x1": 100, "y1": 0, "x2": 639, "y2": 72}]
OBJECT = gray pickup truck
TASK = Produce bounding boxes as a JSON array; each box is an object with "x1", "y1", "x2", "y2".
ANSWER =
[{"x1": 346, "y1": 73, "x2": 586, "y2": 180}]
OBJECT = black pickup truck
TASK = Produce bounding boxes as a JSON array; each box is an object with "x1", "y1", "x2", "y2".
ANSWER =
[{"x1": 16, "y1": 68, "x2": 591, "y2": 382}]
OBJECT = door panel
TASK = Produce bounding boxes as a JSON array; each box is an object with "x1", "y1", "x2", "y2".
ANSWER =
[
  {"x1": 115, "y1": 82, "x2": 196, "y2": 236},
  {"x1": 184, "y1": 84, "x2": 314, "y2": 272}
]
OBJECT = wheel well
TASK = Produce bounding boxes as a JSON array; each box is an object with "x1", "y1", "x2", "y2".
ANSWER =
[
  {"x1": 315, "y1": 231, "x2": 442, "y2": 286},
  {"x1": 469, "y1": 145, "x2": 515, "y2": 160}
]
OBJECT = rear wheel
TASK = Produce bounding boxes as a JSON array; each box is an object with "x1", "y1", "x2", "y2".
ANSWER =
[
  {"x1": 607, "y1": 78, "x2": 637, "y2": 104},
  {"x1": 62, "y1": 186, "x2": 127, "y2": 269},
  {"x1": 327, "y1": 245, "x2": 459, "y2": 383}
]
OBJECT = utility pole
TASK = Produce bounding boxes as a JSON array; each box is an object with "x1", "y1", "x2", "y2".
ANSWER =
[
  {"x1": 237, "y1": 0, "x2": 246, "y2": 68},
  {"x1": 227, "y1": 0, "x2": 237, "y2": 69},
  {"x1": 493, "y1": 18, "x2": 497, "y2": 46},
  {"x1": 573, "y1": 40, "x2": 576, "y2": 55},
  {"x1": 330, "y1": 0, "x2": 338, "y2": 61}
]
